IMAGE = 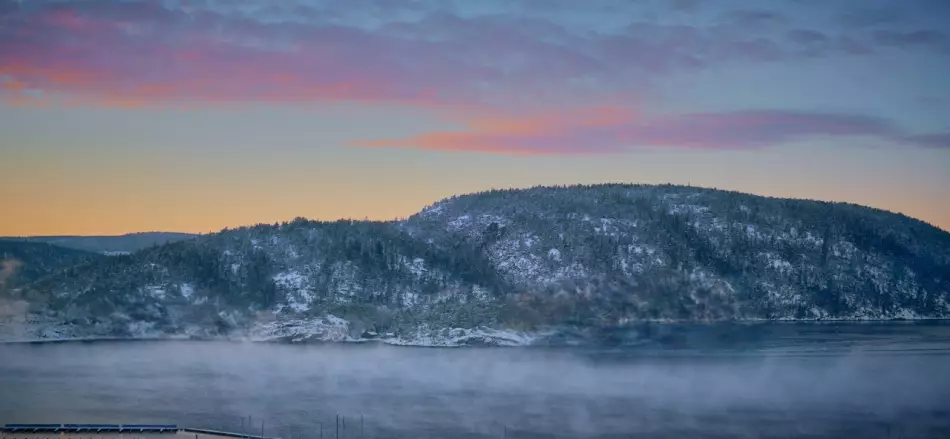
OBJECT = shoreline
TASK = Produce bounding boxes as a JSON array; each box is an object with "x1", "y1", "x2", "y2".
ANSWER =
[{"x1": 3, "y1": 318, "x2": 948, "y2": 347}]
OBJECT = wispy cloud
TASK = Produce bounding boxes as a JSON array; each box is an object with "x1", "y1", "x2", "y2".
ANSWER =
[
  {"x1": 355, "y1": 109, "x2": 950, "y2": 155},
  {"x1": 906, "y1": 133, "x2": 950, "y2": 149},
  {"x1": 2, "y1": 0, "x2": 946, "y2": 107},
  {"x1": 1, "y1": 0, "x2": 948, "y2": 154}
]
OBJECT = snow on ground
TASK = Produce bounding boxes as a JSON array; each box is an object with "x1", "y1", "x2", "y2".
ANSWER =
[
  {"x1": 472, "y1": 285, "x2": 491, "y2": 301},
  {"x1": 381, "y1": 325, "x2": 539, "y2": 347},
  {"x1": 250, "y1": 315, "x2": 353, "y2": 343},
  {"x1": 552, "y1": 263, "x2": 588, "y2": 282},
  {"x1": 180, "y1": 283, "x2": 194, "y2": 299},
  {"x1": 668, "y1": 204, "x2": 711, "y2": 216},
  {"x1": 592, "y1": 218, "x2": 638, "y2": 236},
  {"x1": 761, "y1": 252, "x2": 794, "y2": 274},
  {"x1": 272, "y1": 270, "x2": 315, "y2": 312},
  {"x1": 401, "y1": 291, "x2": 419, "y2": 308},
  {"x1": 490, "y1": 236, "x2": 586, "y2": 286},
  {"x1": 523, "y1": 234, "x2": 538, "y2": 248},
  {"x1": 406, "y1": 257, "x2": 427, "y2": 278},
  {"x1": 833, "y1": 240, "x2": 857, "y2": 259},
  {"x1": 419, "y1": 203, "x2": 446, "y2": 217},
  {"x1": 447, "y1": 215, "x2": 472, "y2": 232},
  {"x1": 618, "y1": 255, "x2": 644, "y2": 277},
  {"x1": 803, "y1": 231, "x2": 823, "y2": 247},
  {"x1": 273, "y1": 270, "x2": 307, "y2": 290},
  {"x1": 446, "y1": 214, "x2": 508, "y2": 237},
  {"x1": 144, "y1": 285, "x2": 166, "y2": 300},
  {"x1": 248, "y1": 315, "x2": 537, "y2": 347},
  {"x1": 744, "y1": 224, "x2": 765, "y2": 240}
]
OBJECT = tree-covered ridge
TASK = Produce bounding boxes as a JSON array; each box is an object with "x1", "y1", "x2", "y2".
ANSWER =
[
  {"x1": 407, "y1": 184, "x2": 950, "y2": 321},
  {"x1": 1, "y1": 232, "x2": 197, "y2": 254},
  {"x1": 0, "y1": 241, "x2": 104, "y2": 291},
  {"x1": 8, "y1": 184, "x2": 950, "y2": 343}
]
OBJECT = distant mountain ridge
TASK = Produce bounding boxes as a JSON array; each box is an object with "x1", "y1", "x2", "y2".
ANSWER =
[
  {"x1": 2, "y1": 184, "x2": 949, "y2": 345},
  {"x1": 0, "y1": 241, "x2": 103, "y2": 291},
  {"x1": 0, "y1": 232, "x2": 197, "y2": 254}
]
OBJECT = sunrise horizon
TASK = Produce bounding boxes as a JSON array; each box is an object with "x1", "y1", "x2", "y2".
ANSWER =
[{"x1": 5, "y1": 181, "x2": 949, "y2": 237}]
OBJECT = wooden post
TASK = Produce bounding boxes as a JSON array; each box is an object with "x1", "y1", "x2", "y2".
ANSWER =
[
  {"x1": 335, "y1": 414, "x2": 339, "y2": 439},
  {"x1": 360, "y1": 414, "x2": 363, "y2": 439},
  {"x1": 260, "y1": 420, "x2": 264, "y2": 439},
  {"x1": 503, "y1": 425, "x2": 507, "y2": 439}
]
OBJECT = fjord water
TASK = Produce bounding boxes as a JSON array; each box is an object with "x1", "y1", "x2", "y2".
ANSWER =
[{"x1": 1, "y1": 323, "x2": 949, "y2": 439}]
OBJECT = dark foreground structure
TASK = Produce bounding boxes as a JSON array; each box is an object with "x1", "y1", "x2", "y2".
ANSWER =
[
  {"x1": 2, "y1": 425, "x2": 177, "y2": 433},
  {"x1": 0, "y1": 425, "x2": 277, "y2": 439}
]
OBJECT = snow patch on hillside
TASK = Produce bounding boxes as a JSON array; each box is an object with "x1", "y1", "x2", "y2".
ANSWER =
[
  {"x1": 180, "y1": 283, "x2": 194, "y2": 299},
  {"x1": 274, "y1": 270, "x2": 307, "y2": 290},
  {"x1": 250, "y1": 315, "x2": 352, "y2": 342},
  {"x1": 273, "y1": 270, "x2": 315, "y2": 312},
  {"x1": 761, "y1": 252, "x2": 794, "y2": 274},
  {"x1": 420, "y1": 203, "x2": 446, "y2": 217},
  {"x1": 401, "y1": 291, "x2": 419, "y2": 308},
  {"x1": 247, "y1": 317, "x2": 537, "y2": 347},
  {"x1": 406, "y1": 257, "x2": 427, "y2": 278},
  {"x1": 382, "y1": 325, "x2": 538, "y2": 347},
  {"x1": 833, "y1": 241, "x2": 857, "y2": 259},
  {"x1": 144, "y1": 285, "x2": 166, "y2": 300},
  {"x1": 447, "y1": 215, "x2": 472, "y2": 231},
  {"x1": 472, "y1": 285, "x2": 491, "y2": 301},
  {"x1": 446, "y1": 214, "x2": 508, "y2": 237}
]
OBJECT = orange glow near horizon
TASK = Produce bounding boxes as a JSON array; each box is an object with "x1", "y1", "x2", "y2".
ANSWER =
[
  {"x1": 4, "y1": 184, "x2": 949, "y2": 237},
  {"x1": 3, "y1": 142, "x2": 949, "y2": 236}
]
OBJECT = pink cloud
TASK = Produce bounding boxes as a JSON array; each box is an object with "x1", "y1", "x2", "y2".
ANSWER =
[
  {"x1": 0, "y1": 2, "x2": 617, "y2": 109},
  {"x1": 355, "y1": 109, "x2": 948, "y2": 155},
  {"x1": 3, "y1": 0, "x2": 943, "y2": 110},
  {"x1": 1, "y1": 1, "x2": 947, "y2": 155}
]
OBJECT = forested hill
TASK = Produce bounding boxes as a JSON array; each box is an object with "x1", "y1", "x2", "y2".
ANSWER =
[
  {"x1": 0, "y1": 232, "x2": 197, "y2": 254},
  {"x1": 6, "y1": 184, "x2": 950, "y2": 345},
  {"x1": 0, "y1": 241, "x2": 103, "y2": 291}
]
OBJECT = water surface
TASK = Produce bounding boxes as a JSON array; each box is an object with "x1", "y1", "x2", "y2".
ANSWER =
[{"x1": 2, "y1": 323, "x2": 949, "y2": 439}]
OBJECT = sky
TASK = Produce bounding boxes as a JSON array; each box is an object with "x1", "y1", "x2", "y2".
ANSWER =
[{"x1": 1, "y1": 0, "x2": 949, "y2": 235}]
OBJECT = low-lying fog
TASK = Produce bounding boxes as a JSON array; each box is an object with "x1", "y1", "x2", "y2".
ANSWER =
[{"x1": 1, "y1": 324, "x2": 949, "y2": 439}]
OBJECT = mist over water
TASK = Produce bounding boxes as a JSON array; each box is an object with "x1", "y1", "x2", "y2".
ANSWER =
[{"x1": 1, "y1": 324, "x2": 949, "y2": 439}]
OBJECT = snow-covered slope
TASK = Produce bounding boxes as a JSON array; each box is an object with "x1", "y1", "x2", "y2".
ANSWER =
[{"x1": 4, "y1": 184, "x2": 949, "y2": 345}]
